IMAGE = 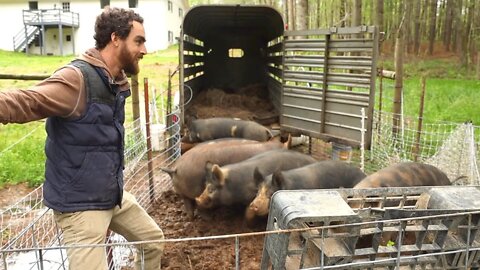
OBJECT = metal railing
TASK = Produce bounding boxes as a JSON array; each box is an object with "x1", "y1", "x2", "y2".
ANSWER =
[
  {"x1": 12, "y1": 25, "x2": 40, "y2": 52},
  {"x1": 22, "y1": 9, "x2": 80, "y2": 27}
]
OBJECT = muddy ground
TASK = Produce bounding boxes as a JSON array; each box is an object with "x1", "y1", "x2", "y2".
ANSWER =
[
  {"x1": 148, "y1": 85, "x2": 277, "y2": 269},
  {"x1": 151, "y1": 189, "x2": 267, "y2": 269}
]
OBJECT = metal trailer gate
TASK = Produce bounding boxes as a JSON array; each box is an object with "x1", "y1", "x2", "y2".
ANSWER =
[
  {"x1": 279, "y1": 26, "x2": 379, "y2": 149},
  {"x1": 261, "y1": 186, "x2": 480, "y2": 269}
]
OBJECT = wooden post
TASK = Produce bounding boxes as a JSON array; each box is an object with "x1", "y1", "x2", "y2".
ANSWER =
[
  {"x1": 412, "y1": 76, "x2": 426, "y2": 162},
  {"x1": 0, "y1": 74, "x2": 48, "y2": 80},
  {"x1": 106, "y1": 230, "x2": 114, "y2": 270},
  {"x1": 131, "y1": 74, "x2": 140, "y2": 122},
  {"x1": 393, "y1": 5, "x2": 406, "y2": 138},
  {"x1": 392, "y1": 35, "x2": 403, "y2": 137},
  {"x1": 143, "y1": 78, "x2": 155, "y2": 203},
  {"x1": 166, "y1": 70, "x2": 173, "y2": 157},
  {"x1": 130, "y1": 74, "x2": 142, "y2": 141},
  {"x1": 377, "y1": 65, "x2": 384, "y2": 136}
]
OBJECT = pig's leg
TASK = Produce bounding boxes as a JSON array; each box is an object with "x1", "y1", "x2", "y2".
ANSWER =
[{"x1": 182, "y1": 197, "x2": 196, "y2": 219}]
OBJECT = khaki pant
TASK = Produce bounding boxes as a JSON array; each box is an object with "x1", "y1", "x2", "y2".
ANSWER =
[{"x1": 54, "y1": 191, "x2": 164, "y2": 270}]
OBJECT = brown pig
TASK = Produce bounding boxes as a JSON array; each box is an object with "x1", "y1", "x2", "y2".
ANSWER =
[
  {"x1": 354, "y1": 162, "x2": 451, "y2": 189},
  {"x1": 352, "y1": 162, "x2": 451, "y2": 248},
  {"x1": 195, "y1": 149, "x2": 317, "y2": 212},
  {"x1": 184, "y1": 117, "x2": 273, "y2": 143},
  {"x1": 161, "y1": 138, "x2": 287, "y2": 218},
  {"x1": 248, "y1": 160, "x2": 366, "y2": 219}
]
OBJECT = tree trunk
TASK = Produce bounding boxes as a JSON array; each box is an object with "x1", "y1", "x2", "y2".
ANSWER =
[
  {"x1": 443, "y1": 0, "x2": 453, "y2": 51},
  {"x1": 463, "y1": 0, "x2": 474, "y2": 67},
  {"x1": 393, "y1": 4, "x2": 406, "y2": 136},
  {"x1": 404, "y1": 0, "x2": 413, "y2": 53},
  {"x1": 296, "y1": 0, "x2": 308, "y2": 31},
  {"x1": 316, "y1": 0, "x2": 321, "y2": 28},
  {"x1": 427, "y1": 0, "x2": 437, "y2": 55},
  {"x1": 339, "y1": 0, "x2": 347, "y2": 27},
  {"x1": 352, "y1": 0, "x2": 362, "y2": 27},
  {"x1": 471, "y1": 0, "x2": 479, "y2": 66},
  {"x1": 375, "y1": 0, "x2": 384, "y2": 33},
  {"x1": 452, "y1": 0, "x2": 462, "y2": 53},
  {"x1": 288, "y1": 0, "x2": 295, "y2": 30},
  {"x1": 391, "y1": 0, "x2": 404, "y2": 52},
  {"x1": 413, "y1": 0, "x2": 421, "y2": 55},
  {"x1": 477, "y1": 48, "x2": 480, "y2": 80},
  {"x1": 376, "y1": 0, "x2": 384, "y2": 54}
]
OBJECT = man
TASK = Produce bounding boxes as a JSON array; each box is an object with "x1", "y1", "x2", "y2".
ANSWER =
[{"x1": 0, "y1": 7, "x2": 164, "y2": 270}]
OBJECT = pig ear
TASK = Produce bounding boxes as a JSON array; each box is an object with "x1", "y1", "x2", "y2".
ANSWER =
[
  {"x1": 161, "y1": 167, "x2": 177, "y2": 177},
  {"x1": 253, "y1": 167, "x2": 264, "y2": 186},
  {"x1": 283, "y1": 134, "x2": 292, "y2": 149},
  {"x1": 205, "y1": 161, "x2": 214, "y2": 171},
  {"x1": 205, "y1": 161, "x2": 214, "y2": 178},
  {"x1": 186, "y1": 115, "x2": 196, "y2": 128},
  {"x1": 266, "y1": 129, "x2": 273, "y2": 140},
  {"x1": 211, "y1": 164, "x2": 225, "y2": 186},
  {"x1": 272, "y1": 170, "x2": 285, "y2": 189}
]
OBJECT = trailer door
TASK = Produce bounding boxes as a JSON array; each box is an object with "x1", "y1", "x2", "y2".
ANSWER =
[{"x1": 280, "y1": 26, "x2": 379, "y2": 149}]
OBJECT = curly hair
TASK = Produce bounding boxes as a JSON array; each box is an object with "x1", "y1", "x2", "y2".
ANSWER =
[{"x1": 94, "y1": 7, "x2": 144, "y2": 49}]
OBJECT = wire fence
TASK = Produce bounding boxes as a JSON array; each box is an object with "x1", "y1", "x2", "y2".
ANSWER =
[
  {"x1": 1, "y1": 110, "x2": 480, "y2": 268},
  {"x1": 0, "y1": 106, "x2": 181, "y2": 269}
]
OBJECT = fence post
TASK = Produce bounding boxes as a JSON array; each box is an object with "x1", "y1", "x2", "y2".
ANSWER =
[
  {"x1": 412, "y1": 76, "x2": 426, "y2": 162},
  {"x1": 144, "y1": 78, "x2": 155, "y2": 203}
]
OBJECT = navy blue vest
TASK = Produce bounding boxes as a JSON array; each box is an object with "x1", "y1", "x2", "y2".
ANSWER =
[{"x1": 43, "y1": 60, "x2": 130, "y2": 212}]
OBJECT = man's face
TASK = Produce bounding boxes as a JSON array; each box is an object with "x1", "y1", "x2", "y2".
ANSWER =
[{"x1": 119, "y1": 21, "x2": 147, "y2": 75}]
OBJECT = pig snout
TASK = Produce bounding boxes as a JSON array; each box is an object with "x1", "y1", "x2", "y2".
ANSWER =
[
  {"x1": 248, "y1": 197, "x2": 270, "y2": 217},
  {"x1": 195, "y1": 193, "x2": 213, "y2": 209}
]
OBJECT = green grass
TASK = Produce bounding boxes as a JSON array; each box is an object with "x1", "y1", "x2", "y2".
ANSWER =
[
  {"x1": 0, "y1": 46, "x2": 178, "y2": 188},
  {"x1": 0, "y1": 122, "x2": 46, "y2": 187},
  {"x1": 377, "y1": 77, "x2": 480, "y2": 124},
  {"x1": 0, "y1": 47, "x2": 479, "y2": 187}
]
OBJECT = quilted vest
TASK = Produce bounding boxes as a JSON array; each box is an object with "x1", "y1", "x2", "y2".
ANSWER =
[{"x1": 43, "y1": 60, "x2": 130, "y2": 212}]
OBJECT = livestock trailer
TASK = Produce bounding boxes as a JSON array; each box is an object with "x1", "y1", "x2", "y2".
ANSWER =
[{"x1": 178, "y1": 5, "x2": 379, "y2": 148}]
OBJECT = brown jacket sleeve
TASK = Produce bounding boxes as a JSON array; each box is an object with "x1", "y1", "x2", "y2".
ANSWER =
[{"x1": 0, "y1": 66, "x2": 86, "y2": 124}]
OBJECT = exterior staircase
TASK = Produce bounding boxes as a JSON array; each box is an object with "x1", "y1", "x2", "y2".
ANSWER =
[{"x1": 13, "y1": 25, "x2": 40, "y2": 52}]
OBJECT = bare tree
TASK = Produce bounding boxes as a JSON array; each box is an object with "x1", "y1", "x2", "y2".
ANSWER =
[
  {"x1": 404, "y1": 0, "x2": 413, "y2": 53},
  {"x1": 428, "y1": 0, "x2": 437, "y2": 55},
  {"x1": 463, "y1": 0, "x2": 475, "y2": 67},
  {"x1": 376, "y1": 0, "x2": 384, "y2": 33},
  {"x1": 453, "y1": 0, "x2": 463, "y2": 54},
  {"x1": 443, "y1": 0, "x2": 453, "y2": 51},
  {"x1": 339, "y1": 0, "x2": 347, "y2": 27},
  {"x1": 413, "y1": 0, "x2": 421, "y2": 55},
  {"x1": 352, "y1": 0, "x2": 362, "y2": 27},
  {"x1": 296, "y1": 0, "x2": 308, "y2": 31},
  {"x1": 376, "y1": 0, "x2": 384, "y2": 54},
  {"x1": 393, "y1": 3, "x2": 406, "y2": 135},
  {"x1": 288, "y1": 0, "x2": 295, "y2": 30}
]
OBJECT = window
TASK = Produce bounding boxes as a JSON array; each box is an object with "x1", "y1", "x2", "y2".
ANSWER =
[
  {"x1": 100, "y1": 0, "x2": 110, "y2": 9},
  {"x1": 66, "y1": 35, "x2": 71, "y2": 42},
  {"x1": 34, "y1": 35, "x2": 41, "y2": 47},
  {"x1": 228, "y1": 48, "x2": 244, "y2": 58},
  {"x1": 62, "y1": 2, "x2": 70, "y2": 12},
  {"x1": 178, "y1": 8, "x2": 183, "y2": 17},
  {"x1": 128, "y1": 0, "x2": 138, "y2": 8},
  {"x1": 168, "y1": 31, "x2": 173, "y2": 43},
  {"x1": 168, "y1": 1, "x2": 172, "y2": 12},
  {"x1": 28, "y1": 1, "x2": 38, "y2": 10}
]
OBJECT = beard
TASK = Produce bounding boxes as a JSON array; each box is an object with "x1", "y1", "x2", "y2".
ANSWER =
[{"x1": 119, "y1": 45, "x2": 140, "y2": 75}]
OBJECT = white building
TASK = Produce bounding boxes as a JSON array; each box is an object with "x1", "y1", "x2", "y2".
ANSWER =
[{"x1": 0, "y1": 0, "x2": 188, "y2": 56}]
